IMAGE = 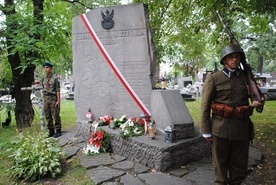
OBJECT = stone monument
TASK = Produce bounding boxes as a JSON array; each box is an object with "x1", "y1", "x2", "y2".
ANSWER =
[
  {"x1": 72, "y1": 3, "x2": 210, "y2": 172},
  {"x1": 72, "y1": 4, "x2": 155, "y2": 122}
]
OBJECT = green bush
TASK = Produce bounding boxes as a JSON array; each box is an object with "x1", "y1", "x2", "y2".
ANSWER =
[{"x1": 7, "y1": 132, "x2": 64, "y2": 182}]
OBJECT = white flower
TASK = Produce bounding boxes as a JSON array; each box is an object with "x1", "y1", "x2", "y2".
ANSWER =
[
  {"x1": 120, "y1": 123, "x2": 126, "y2": 130},
  {"x1": 133, "y1": 127, "x2": 142, "y2": 135},
  {"x1": 92, "y1": 121, "x2": 99, "y2": 133},
  {"x1": 129, "y1": 121, "x2": 134, "y2": 127},
  {"x1": 83, "y1": 144, "x2": 99, "y2": 154},
  {"x1": 124, "y1": 130, "x2": 129, "y2": 134}
]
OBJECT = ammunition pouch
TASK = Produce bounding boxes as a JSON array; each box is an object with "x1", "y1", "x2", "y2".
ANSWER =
[
  {"x1": 235, "y1": 105, "x2": 254, "y2": 119},
  {"x1": 211, "y1": 103, "x2": 253, "y2": 119}
]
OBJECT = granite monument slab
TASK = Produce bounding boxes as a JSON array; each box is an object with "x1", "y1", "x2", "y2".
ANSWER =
[{"x1": 72, "y1": 4, "x2": 156, "y2": 122}]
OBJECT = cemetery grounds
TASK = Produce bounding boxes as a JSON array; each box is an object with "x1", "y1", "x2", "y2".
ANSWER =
[{"x1": 0, "y1": 100, "x2": 275, "y2": 184}]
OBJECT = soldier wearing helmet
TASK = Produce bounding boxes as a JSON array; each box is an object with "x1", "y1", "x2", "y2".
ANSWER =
[
  {"x1": 200, "y1": 44, "x2": 262, "y2": 185},
  {"x1": 220, "y1": 44, "x2": 244, "y2": 64}
]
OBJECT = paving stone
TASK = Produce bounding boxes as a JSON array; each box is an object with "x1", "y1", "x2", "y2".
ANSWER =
[
  {"x1": 86, "y1": 166, "x2": 126, "y2": 185},
  {"x1": 134, "y1": 163, "x2": 150, "y2": 174},
  {"x1": 74, "y1": 141, "x2": 87, "y2": 149},
  {"x1": 249, "y1": 146, "x2": 263, "y2": 161},
  {"x1": 80, "y1": 154, "x2": 115, "y2": 169},
  {"x1": 59, "y1": 126, "x2": 262, "y2": 185},
  {"x1": 57, "y1": 138, "x2": 69, "y2": 147},
  {"x1": 111, "y1": 160, "x2": 134, "y2": 171},
  {"x1": 138, "y1": 172, "x2": 189, "y2": 185},
  {"x1": 184, "y1": 167, "x2": 214, "y2": 185},
  {"x1": 103, "y1": 182, "x2": 123, "y2": 185},
  {"x1": 120, "y1": 174, "x2": 144, "y2": 185},
  {"x1": 248, "y1": 157, "x2": 258, "y2": 170},
  {"x1": 63, "y1": 146, "x2": 80, "y2": 159},
  {"x1": 59, "y1": 128, "x2": 78, "y2": 140},
  {"x1": 185, "y1": 163, "x2": 200, "y2": 173},
  {"x1": 111, "y1": 154, "x2": 127, "y2": 163},
  {"x1": 168, "y1": 168, "x2": 189, "y2": 177}
]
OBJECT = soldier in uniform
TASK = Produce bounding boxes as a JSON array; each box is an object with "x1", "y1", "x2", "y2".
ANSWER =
[
  {"x1": 200, "y1": 44, "x2": 263, "y2": 185},
  {"x1": 41, "y1": 61, "x2": 62, "y2": 138}
]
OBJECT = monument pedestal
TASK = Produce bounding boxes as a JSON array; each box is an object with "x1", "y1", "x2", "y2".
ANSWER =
[
  {"x1": 105, "y1": 127, "x2": 211, "y2": 172},
  {"x1": 151, "y1": 90, "x2": 194, "y2": 139},
  {"x1": 75, "y1": 122, "x2": 211, "y2": 172},
  {"x1": 74, "y1": 89, "x2": 211, "y2": 172}
]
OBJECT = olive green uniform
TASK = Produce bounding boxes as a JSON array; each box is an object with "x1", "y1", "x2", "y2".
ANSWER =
[
  {"x1": 201, "y1": 68, "x2": 251, "y2": 185},
  {"x1": 42, "y1": 73, "x2": 61, "y2": 130}
]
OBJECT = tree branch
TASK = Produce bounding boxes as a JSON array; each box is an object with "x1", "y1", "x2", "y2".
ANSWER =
[
  {"x1": 62, "y1": 0, "x2": 94, "y2": 9},
  {"x1": 160, "y1": 0, "x2": 172, "y2": 20}
]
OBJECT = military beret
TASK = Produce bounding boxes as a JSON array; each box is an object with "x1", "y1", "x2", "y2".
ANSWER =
[{"x1": 42, "y1": 61, "x2": 53, "y2": 67}]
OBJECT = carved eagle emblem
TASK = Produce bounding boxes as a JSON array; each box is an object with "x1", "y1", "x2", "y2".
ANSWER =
[{"x1": 101, "y1": 9, "x2": 114, "y2": 30}]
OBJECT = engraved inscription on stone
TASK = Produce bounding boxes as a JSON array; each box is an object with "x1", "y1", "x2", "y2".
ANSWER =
[{"x1": 72, "y1": 29, "x2": 146, "y2": 46}]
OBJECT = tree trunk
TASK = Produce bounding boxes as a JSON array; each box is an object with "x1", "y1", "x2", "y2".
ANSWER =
[
  {"x1": 14, "y1": 84, "x2": 35, "y2": 129},
  {"x1": 7, "y1": 50, "x2": 35, "y2": 129},
  {"x1": 4, "y1": 0, "x2": 36, "y2": 129},
  {"x1": 7, "y1": 53, "x2": 35, "y2": 129},
  {"x1": 257, "y1": 52, "x2": 263, "y2": 75}
]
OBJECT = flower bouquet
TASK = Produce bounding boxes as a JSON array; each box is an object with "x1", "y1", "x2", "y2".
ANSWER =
[
  {"x1": 119, "y1": 117, "x2": 145, "y2": 138},
  {"x1": 98, "y1": 115, "x2": 111, "y2": 126},
  {"x1": 83, "y1": 129, "x2": 111, "y2": 155}
]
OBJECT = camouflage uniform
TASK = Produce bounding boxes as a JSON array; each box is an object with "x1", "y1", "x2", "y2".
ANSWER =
[{"x1": 42, "y1": 73, "x2": 61, "y2": 130}]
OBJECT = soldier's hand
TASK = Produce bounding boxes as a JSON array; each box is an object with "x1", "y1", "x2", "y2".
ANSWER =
[
  {"x1": 55, "y1": 101, "x2": 60, "y2": 108},
  {"x1": 252, "y1": 100, "x2": 262, "y2": 107}
]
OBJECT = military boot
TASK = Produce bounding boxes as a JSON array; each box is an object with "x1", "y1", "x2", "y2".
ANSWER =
[
  {"x1": 48, "y1": 128, "x2": 55, "y2": 137},
  {"x1": 54, "y1": 129, "x2": 62, "y2": 138}
]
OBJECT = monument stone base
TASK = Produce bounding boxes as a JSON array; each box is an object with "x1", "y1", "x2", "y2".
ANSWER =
[
  {"x1": 75, "y1": 122, "x2": 211, "y2": 172},
  {"x1": 151, "y1": 90, "x2": 195, "y2": 139}
]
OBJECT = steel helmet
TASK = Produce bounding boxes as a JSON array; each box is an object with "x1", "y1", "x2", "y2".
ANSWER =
[{"x1": 220, "y1": 44, "x2": 244, "y2": 64}]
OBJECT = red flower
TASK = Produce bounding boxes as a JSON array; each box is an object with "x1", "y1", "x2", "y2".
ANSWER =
[
  {"x1": 130, "y1": 117, "x2": 136, "y2": 123},
  {"x1": 88, "y1": 131, "x2": 104, "y2": 146},
  {"x1": 88, "y1": 137, "x2": 94, "y2": 144},
  {"x1": 104, "y1": 115, "x2": 111, "y2": 124},
  {"x1": 138, "y1": 118, "x2": 145, "y2": 126},
  {"x1": 92, "y1": 140, "x2": 101, "y2": 148},
  {"x1": 99, "y1": 115, "x2": 111, "y2": 125}
]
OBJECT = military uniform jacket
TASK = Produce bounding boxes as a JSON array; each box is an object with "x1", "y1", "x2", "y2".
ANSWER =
[
  {"x1": 42, "y1": 73, "x2": 60, "y2": 95},
  {"x1": 200, "y1": 68, "x2": 251, "y2": 140}
]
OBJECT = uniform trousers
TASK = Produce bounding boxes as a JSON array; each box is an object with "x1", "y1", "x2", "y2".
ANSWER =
[
  {"x1": 212, "y1": 136, "x2": 250, "y2": 185},
  {"x1": 43, "y1": 95, "x2": 61, "y2": 129}
]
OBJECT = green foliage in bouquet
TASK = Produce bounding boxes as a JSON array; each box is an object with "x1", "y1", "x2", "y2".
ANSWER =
[
  {"x1": 113, "y1": 115, "x2": 127, "y2": 128},
  {"x1": 7, "y1": 132, "x2": 63, "y2": 181},
  {"x1": 119, "y1": 118, "x2": 145, "y2": 138}
]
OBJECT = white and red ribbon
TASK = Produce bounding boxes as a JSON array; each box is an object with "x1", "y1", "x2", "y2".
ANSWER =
[{"x1": 80, "y1": 14, "x2": 151, "y2": 117}]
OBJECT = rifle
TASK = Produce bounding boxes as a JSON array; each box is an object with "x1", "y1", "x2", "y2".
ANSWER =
[{"x1": 216, "y1": 11, "x2": 265, "y2": 113}]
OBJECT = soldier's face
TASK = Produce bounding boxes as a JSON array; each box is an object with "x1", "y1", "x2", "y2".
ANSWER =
[
  {"x1": 44, "y1": 66, "x2": 52, "y2": 74},
  {"x1": 223, "y1": 53, "x2": 241, "y2": 70}
]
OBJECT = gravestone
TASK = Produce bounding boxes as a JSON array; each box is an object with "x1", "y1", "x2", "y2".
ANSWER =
[
  {"x1": 72, "y1": 4, "x2": 156, "y2": 122},
  {"x1": 177, "y1": 76, "x2": 193, "y2": 88}
]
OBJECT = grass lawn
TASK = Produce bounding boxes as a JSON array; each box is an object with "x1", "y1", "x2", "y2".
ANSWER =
[{"x1": 0, "y1": 99, "x2": 275, "y2": 184}]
